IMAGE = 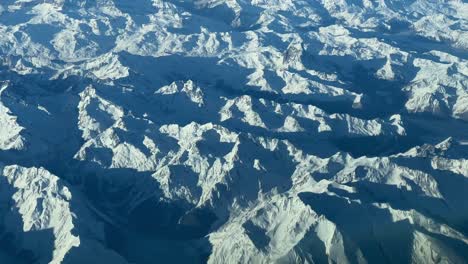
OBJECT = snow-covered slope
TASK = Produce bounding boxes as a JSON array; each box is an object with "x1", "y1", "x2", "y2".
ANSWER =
[
  {"x1": 0, "y1": 164, "x2": 126, "y2": 264},
  {"x1": 0, "y1": 0, "x2": 467, "y2": 263}
]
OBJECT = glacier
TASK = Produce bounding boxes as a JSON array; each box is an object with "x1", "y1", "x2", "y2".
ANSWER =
[{"x1": 0, "y1": 0, "x2": 467, "y2": 263}]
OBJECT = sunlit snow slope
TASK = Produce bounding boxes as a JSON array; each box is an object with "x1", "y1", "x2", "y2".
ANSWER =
[{"x1": 0, "y1": 0, "x2": 467, "y2": 263}]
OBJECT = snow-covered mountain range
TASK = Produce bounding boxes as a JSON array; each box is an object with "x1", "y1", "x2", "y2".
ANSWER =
[{"x1": 0, "y1": 0, "x2": 467, "y2": 263}]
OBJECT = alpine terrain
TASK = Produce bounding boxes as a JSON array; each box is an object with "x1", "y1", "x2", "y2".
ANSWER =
[{"x1": 0, "y1": 0, "x2": 467, "y2": 263}]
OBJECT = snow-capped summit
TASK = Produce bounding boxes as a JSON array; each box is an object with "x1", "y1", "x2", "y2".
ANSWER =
[{"x1": 0, "y1": 0, "x2": 467, "y2": 263}]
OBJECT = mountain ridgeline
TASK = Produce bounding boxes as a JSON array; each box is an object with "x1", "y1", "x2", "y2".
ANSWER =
[{"x1": 0, "y1": 1, "x2": 467, "y2": 263}]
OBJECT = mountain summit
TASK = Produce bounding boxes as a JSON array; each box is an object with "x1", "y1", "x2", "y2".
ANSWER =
[{"x1": 0, "y1": 1, "x2": 467, "y2": 263}]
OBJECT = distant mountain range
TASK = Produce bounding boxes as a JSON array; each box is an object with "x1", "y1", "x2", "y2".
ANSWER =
[{"x1": 0, "y1": 1, "x2": 467, "y2": 263}]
